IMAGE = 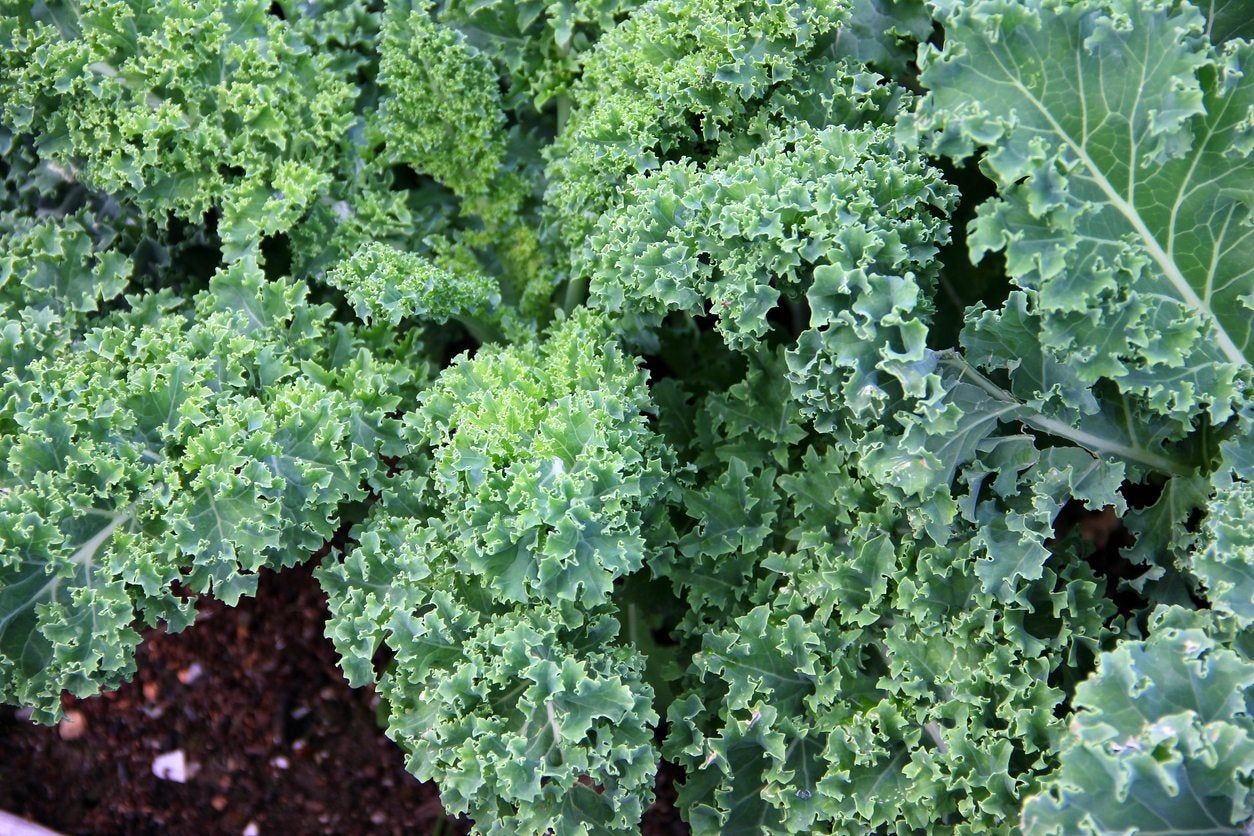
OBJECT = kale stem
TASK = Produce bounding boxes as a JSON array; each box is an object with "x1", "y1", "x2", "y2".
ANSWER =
[
  {"x1": 562, "y1": 276, "x2": 587, "y2": 313},
  {"x1": 940, "y1": 350, "x2": 1193, "y2": 476},
  {"x1": 556, "y1": 94, "x2": 572, "y2": 133},
  {"x1": 454, "y1": 313, "x2": 503, "y2": 345}
]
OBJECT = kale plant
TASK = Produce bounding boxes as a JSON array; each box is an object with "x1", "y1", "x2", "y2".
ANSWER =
[{"x1": 1, "y1": 0, "x2": 1251, "y2": 832}]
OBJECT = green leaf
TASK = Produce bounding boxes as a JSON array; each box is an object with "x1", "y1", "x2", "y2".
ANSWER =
[
  {"x1": 1023, "y1": 610, "x2": 1254, "y2": 833},
  {"x1": 0, "y1": 0, "x2": 354, "y2": 259},
  {"x1": 0, "y1": 495, "x2": 142, "y2": 722},
  {"x1": 325, "y1": 241, "x2": 499, "y2": 328},
  {"x1": 1193, "y1": 483, "x2": 1254, "y2": 626},
  {"x1": 376, "y1": 3, "x2": 506, "y2": 196},
  {"x1": 914, "y1": 0, "x2": 1254, "y2": 425}
]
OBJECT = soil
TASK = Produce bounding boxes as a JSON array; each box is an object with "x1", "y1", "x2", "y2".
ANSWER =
[{"x1": 0, "y1": 565, "x2": 689, "y2": 836}]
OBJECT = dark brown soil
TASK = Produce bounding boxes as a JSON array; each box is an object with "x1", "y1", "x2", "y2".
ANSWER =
[{"x1": 0, "y1": 565, "x2": 689, "y2": 835}]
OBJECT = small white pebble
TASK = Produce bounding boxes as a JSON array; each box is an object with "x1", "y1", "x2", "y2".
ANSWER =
[
  {"x1": 153, "y1": 750, "x2": 188, "y2": 783},
  {"x1": 242, "y1": 822, "x2": 260, "y2": 836},
  {"x1": 271, "y1": 755, "x2": 290, "y2": 770}
]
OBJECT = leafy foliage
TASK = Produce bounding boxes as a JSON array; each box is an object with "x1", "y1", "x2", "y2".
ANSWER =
[
  {"x1": 1, "y1": 0, "x2": 1251, "y2": 832},
  {"x1": 0, "y1": 0, "x2": 354, "y2": 260},
  {"x1": 0, "y1": 263, "x2": 405, "y2": 720},
  {"x1": 431, "y1": 0, "x2": 642, "y2": 111},
  {"x1": 375, "y1": 2, "x2": 507, "y2": 197},
  {"x1": 319, "y1": 312, "x2": 668, "y2": 832},
  {"x1": 1022, "y1": 606, "x2": 1254, "y2": 834},
  {"x1": 544, "y1": 0, "x2": 849, "y2": 253},
  {"x1": 657, "y1": 351, "x2": 1119, "y2": 832},
  {"x1": 325, "y1": 240, "x2": 500, "y2": 331},
  {"x1": 910, "y1": 0, "x2": 1253, "y2": 428}
]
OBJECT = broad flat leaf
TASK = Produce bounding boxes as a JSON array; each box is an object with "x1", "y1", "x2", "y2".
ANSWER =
[
  {"x1": 916, "y1": 0, "x2": 1254, "y2": 423},
  {"x1": 1022, "y1": 724, "x2": 1254, "y2": 835},
  {"x1": 831, "y1": 0, "x2": 933, "y2": 76}
]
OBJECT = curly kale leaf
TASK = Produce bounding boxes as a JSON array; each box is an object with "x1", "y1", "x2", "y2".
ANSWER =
[
  {"x1": 411, "y1": 310, "x2": 670, "y2": 603},
  {"x1": 1023, "y1": 606, "x2": 1254, "y2": 834},
  {"x1": 432, "y1": 0, "x2": 641, "y2": 111},
  {"x1": 588, "y1": 119, "x2": 954, "y2": 437},
  {"x1": 325, "y1": 240, "x2": 501, "y2": 333},
  {"x1": 867, "y1": 290, "x2": 1215, "y2": 603},
  {"x1": 0, "y1": 266, "x2": 405, "y2": 721},
  {"x1": 375, "y1": 2, "x2": 507, "y2": 197},
  {"x1": 318, "y1": 311, "x2": 670, "y2": 832},
  {"x1": 910, "y1": 0, "x2": 1254, "y2": 428},
  {"x1": 331, "y1": 523, "x2": 661, "y2": 835},
  {"x1": 0, "y1": 213, "x2": 133, "y2": 391},
  {"x1": 544, "y1": 0, "x2": 848, "y2": 252},
  {"x1": 0, "y1": 0, "x2": 355, "y2": 261},
  {"x1": 1193, "y1": 483, "x2": 1254, "y2": 626},
  {"x1": 654, "y1": 351, "x2": 1117, "y2": 832},
  {"x1": 831, "y1": 0, "x2": 932, "y2": 77}
]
